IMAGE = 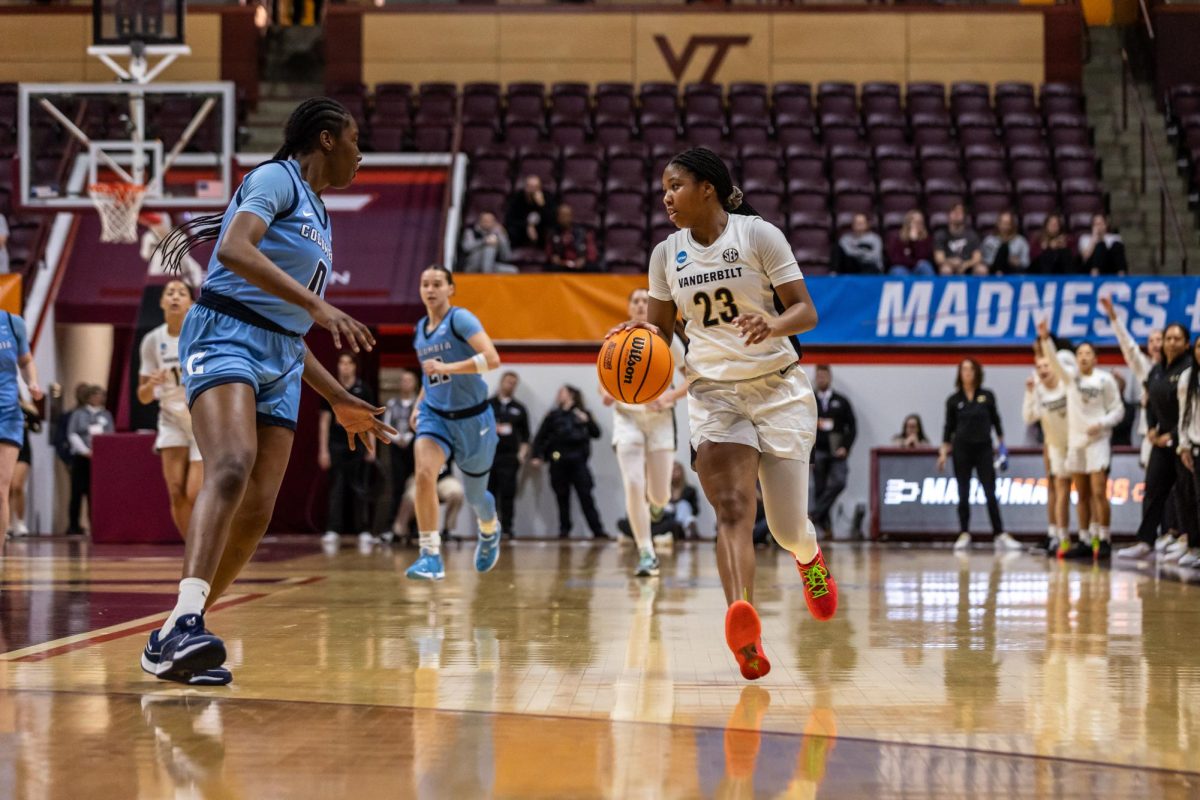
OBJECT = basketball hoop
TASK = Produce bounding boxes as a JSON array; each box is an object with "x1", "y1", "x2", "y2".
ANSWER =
[{"x1": 88, "y1": 181, "x2": 148, "y2": 243}]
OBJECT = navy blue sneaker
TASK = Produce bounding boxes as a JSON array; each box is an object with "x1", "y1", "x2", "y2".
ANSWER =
[
  {"x1": 475, "y1": 529, "x2": 501, "y2": 573},
  {"x1": 153, "y1": 614, "x2": 227, "y2": 684},
  {"x1": 142, "y1": 628, "x2": 232, "y2": 686}
]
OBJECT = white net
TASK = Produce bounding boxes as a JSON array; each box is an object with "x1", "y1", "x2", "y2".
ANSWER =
[{"x1": 88, "y1": 182, "x2": 148, "y2": 243}]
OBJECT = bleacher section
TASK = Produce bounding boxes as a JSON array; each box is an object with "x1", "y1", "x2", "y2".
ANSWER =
[
  {"x1": 330, "y1": 79, "x2": 1104, "y2": 274},
  {"x1": 1168, "y1": 84, "x2": 1200, "y2": 209}
]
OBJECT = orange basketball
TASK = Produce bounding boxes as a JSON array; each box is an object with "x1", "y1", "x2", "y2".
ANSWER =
[{"x1": 597, "y1": 327, "x2": 674, "y2": 404}]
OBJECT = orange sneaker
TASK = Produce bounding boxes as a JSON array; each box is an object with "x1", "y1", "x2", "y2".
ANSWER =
[
  {"x1": 797, "y1": 549, "x2": 838, "y2": 621},
  {"x1": 725, "y1": 600, "x2": 771, "y2": 681}
]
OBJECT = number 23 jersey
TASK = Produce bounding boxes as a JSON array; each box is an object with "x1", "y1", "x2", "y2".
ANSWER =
[{"x1": 648, "y1": 214, "x2": 804, "y2": 383}]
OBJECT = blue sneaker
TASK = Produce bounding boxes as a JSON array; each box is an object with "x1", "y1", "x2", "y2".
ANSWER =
[
  {"x1": 406, "y1": 550, "x2": 445, "y2": 581},
  {"x1": 475, "y1": 530, "x2": 501, "y2": 574},
  {"x1": 154, "y1": 614, "x2": 227, "y2": 684},
  {"x1": 635, "y1": 549, "x2": 660, "y2": 577},
  {"x1": 142, "y1": 628, "x2": 233, "y2": 685}
]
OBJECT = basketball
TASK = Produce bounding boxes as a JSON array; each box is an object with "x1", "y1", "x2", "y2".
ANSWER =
[{"x1": 597, "y1": 327, "x2": 674, "y2": 404}]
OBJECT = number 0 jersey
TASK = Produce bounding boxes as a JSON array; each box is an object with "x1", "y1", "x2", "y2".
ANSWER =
[
  {"x1": 649, "y1": 214, "x2": 804, "y2": 382},
  {"x1": 202, "y1": 159, "x2": 333, "y2": 334}
]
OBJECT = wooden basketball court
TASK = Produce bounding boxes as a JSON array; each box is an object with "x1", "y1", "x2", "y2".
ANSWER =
[{"x1": 1, "y1": 538, "x2": 1197, "y2": 798}]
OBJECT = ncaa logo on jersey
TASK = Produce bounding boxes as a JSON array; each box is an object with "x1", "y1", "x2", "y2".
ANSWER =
[
  {"x1": 722, "y1": 248, "x2": 739, "y2": 263},
  {"x1": 675, "y1": 251, "x2": 687, "y2": 265}
]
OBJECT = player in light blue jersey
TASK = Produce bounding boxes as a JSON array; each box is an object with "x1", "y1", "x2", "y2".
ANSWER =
[
  {"x1": 140, "y1": 98, "x2": 396, "y2": 686},
  {"x1": 0, "y1": 311, "x2": 43, "y2": 540},
  {"x1": 405, "y1": 266, "x2": 503, "y2": 581}
]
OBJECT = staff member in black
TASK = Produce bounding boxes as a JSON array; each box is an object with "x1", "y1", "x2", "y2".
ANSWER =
[
  {"x1": 810, "y1": 365, "x2": 857, "y2": 538},
  {"x1": 319, "y1": 353, "x2": 378, "y2": 547},
  {"x1": 938, "y1": 358, "x2": 1020, "y2": 552},
  {"x1": 382, "y1": 369, "x2": 420, "y2": 544},
  {"x1": 530, "y1": 384, "x2": 608, "y2": 540},
  {"x1": 489, "y1": 371, "x2": 530, "y2": 538},
  {"x1": 1113, "y1": 317, "x2": 1194, "y2": 560}
]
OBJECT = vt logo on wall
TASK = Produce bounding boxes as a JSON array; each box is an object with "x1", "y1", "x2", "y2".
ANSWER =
[{"x1": 653, "y1": 35, "x2": 751, "y2": 82}]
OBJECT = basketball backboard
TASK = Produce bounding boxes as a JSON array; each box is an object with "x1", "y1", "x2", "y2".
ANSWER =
[{"x1": 93, "y1": 0, "x2": 185, "y2": 47}]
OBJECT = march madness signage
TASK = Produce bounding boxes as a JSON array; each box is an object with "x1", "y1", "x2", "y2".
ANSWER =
[
  {"x1": 804, "y1": 276, "x2": 1200, "y2": 347},
  {"x1": 871, "y1": 448, "x2": 1145, "y2": 538}
]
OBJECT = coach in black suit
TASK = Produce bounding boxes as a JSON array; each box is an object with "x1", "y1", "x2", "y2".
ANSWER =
[
  {"x1": 810, "y1": 365, "x2": 857, "y2": 538},
  {"x1": 489, "y1": 371, "x2": 531, "y2": 538}
]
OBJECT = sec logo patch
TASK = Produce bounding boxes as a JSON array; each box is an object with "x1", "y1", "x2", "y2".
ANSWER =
[{"x1": 722, "y1": 248, "x2": 739, "y2": 263}]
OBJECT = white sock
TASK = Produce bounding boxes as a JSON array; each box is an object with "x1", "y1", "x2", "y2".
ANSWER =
[
  {"x1": 1099, "y1": 526, "x2": 1110, "y2": 542},
  {"x1": 479, "y1": 518, "x2": 498, "y2": 536},
  {"x1": 160, "y1": 577, "x2": 210, "y2": 638},
  {"x1": 419, "y1": 530, "x2": 441, "y2": 556}
]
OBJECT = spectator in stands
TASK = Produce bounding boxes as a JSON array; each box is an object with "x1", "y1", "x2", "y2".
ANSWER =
[
  {"x1": 892, "y1": 413, "x2": 930, "y2": 448},
  {"x1": 531, "y1": 384, "x2": 608, "y2": 539},
  {"x1": 382, "y1": 369, "x2": 419, "y2": 544},
  {"x1": 1111, "y1": 370, "x2": 1137, "y2": 447},
  {"x1": 885, "y1": 210, "x2": 935, "y2": 276},
  {"x1": 319, "y1": 353, "x2": 378, "y2": 547},
  {"x1": 0, "y1": 213, "x2": 8, "y2": 274},
  {"x1": 810, "y1": 365, "x2": 856, "y2": 539},
  {"x1": 935, "y1": 202, "x2": 983, "y2": 276},
  {"x1": 980, "y1": 211, "x2": 1030, "y2": 275},
  {"x1": 505, "y1": 174, "x2": 557, "y2": 249},
  {"x1": 834, "y1": 213, "x2": 884, "y2": 274},
  {"x1": 461, "y1": 212, "x2": 516, "y2": 274},
  {"x1": 1079, "y1": 214, "x2": 1128, "y2": 276},
  {"x1": 66, "y1": 384, "x2": 113, "y2": 536},
  {"x1": 489, "y1": 370, "x2": 531, "y2": 538},
  {"x1": 1030, "y1": 213, "x2": 1075, "y2": 274},
  {"x1": 546, "y1": 204, "x2": 599, "y2": 272}
]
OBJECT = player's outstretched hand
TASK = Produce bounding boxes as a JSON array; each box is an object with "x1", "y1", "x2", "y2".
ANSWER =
[
  {"x1": 1098, "y1": 294, "x2": 1116, "y2": 321},
  {"x1": 332, "y1": 394, "x2": 398, "y2": 456},
  {"x1": 604, "y1": 320, "x2": 661, "y2": 340},
  {"x1": 312, "y1": 299, "x2": 375, "y2": 353},
  {"x1": 733, "y1": 314, "x2": 774, "y2": 346}
]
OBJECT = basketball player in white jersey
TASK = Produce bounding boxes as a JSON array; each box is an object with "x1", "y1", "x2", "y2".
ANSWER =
[
  {"x1": 137, "y1": 280, "x2": 203, "y2": 539},
  {"x1": 1037, "y1": 319, "x2": 1124, "y2": 559},
  {"x1": 608, "y1": 147, "x2": 837, "y2": 682},
  {"x1": 600, "y1": 288, "x2": 688, "y2": 578},
  {"x1": 1023, "y1": 350, "x2": 1072, "y2": 553}
]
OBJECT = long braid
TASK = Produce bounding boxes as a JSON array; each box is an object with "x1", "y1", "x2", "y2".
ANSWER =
[
  {"x1": 154, "y1": 97, "x2": 351, "y2": 276},
  {"x1": 667, "y1": 147, "x2": 759, "y2": 217}
]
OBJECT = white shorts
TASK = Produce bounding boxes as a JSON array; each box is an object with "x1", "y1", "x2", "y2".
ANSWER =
[
  {"x1": 1045, "y1": 443, "x2": 1069, "y2": 478},
  {"x1": 612, "y1": 407, "x2": 676, "y2": 452},
  {"x1": 1065, "y1": 438, "x2": 1111, "y2": 474},
  {"x1": 156, "y1": 420, "x2": 201, "y2": 462},
  {"x1": 687, "y1": 364, "x2": 817, "y2": 461}
]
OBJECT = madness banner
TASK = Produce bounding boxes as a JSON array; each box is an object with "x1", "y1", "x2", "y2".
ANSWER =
[{"x1": 871, "y1": 447, "x2": 1145, "y2": 537}]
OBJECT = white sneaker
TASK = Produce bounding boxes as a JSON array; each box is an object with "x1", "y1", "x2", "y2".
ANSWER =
[
  {"x1": 1116, "y1": 541, "x2": 1153, "y2": 559},
  {"x1": 993, "y1": 533, "x2": 1022, "y2": 551},
  {"x1": 953, "y1": 532, "x2": 971, "y2": 551},
  {"x1": 1162, "y1": 540, "x2": 1190, "y2": 563},
  {"x1": 1177, "y1": 549, "x2": 1200, "y2": 568},
  {"x1": 9, "y1": 519, "x2": 30, "y2": 537},
  {"x1": 652, "y1": 532, "x2": 674, "y2": 549},
  {"x1": 321, "y1": 531, "x2": 339, "y2": 545},
  {"x1": 1155, "y1": 534, "x2": 1177, "y2": 552},
  {"x1": 358, "y1": 531, "x2": 377, "y2": 545}
]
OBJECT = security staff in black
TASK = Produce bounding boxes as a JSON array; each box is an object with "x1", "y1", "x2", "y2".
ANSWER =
[
  {"x1": 938, "y1": 358, "x2": 1007, "y2": 548},
  {"x1": 488, "y1": 371, "x2": 531, "y2": 539},
  {"x1": 810, "y1": 365, "x2": 857, "y2": 537},
  {"x1": 530, "y1": 385, "x2": 607, "y2": 539}
]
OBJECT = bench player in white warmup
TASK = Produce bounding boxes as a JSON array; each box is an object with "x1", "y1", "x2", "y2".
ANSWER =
[
  {"x1": 609, "y1": 147, "x2": 838, "y2": 682},
  {"x1": 1023, "y1": 348, "x2": 1072, "y2": 554}
]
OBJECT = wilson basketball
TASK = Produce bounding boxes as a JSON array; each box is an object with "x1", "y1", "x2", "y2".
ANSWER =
[{"x1": 597, "y1": 328, "x2": 674, "y2": 404}]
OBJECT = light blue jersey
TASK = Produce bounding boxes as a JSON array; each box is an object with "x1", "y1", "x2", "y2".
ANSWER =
[
  {"x1": 203, "y1": 159, "x2": 333, "y2": 334},
  {"x1": 0, "y1": 312, "x2": 30, "y2": 447},
  {"x1": 415, "y1": 307, "x2": 488, "y2": 413}
]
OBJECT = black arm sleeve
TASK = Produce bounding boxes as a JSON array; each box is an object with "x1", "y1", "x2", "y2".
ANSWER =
[
  {"x1": 842, "y1": 398, "x2": 858, "y2": 451},
  {"x1": 532, "y1": 415, "x2": 551, "y2": 459},
  {"x1": 988, "y1": 390, "x2": 1004, "y2": 440},
  {"x1": 584, "y1": 411, "x2": 601, "y2": 439},
  {"x1": 1146, "y1": 399, "x2": 1159, "y2": 432},
  {"x1": 942, "y1": 395, "x2": 957, "y2": 445},
  {"x1": 515, "y1": 404, "x2": 531, "y2": 445}
]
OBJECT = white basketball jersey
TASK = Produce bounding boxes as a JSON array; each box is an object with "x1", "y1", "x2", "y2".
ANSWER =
[
  {"x1": 649, "y1": 215, "x2": 804, "y2": 382},
  {"x1": 139, "y1": 323, "x2": 190, "y2": 429}
]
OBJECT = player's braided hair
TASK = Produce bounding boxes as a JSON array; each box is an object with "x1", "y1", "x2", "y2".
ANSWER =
[
  {"x1": 667, "y1": 147, "x2": 759, "y2": 217},
  {"x1": 154, "y1": 98, "x2": 352, "y2": 277}
]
